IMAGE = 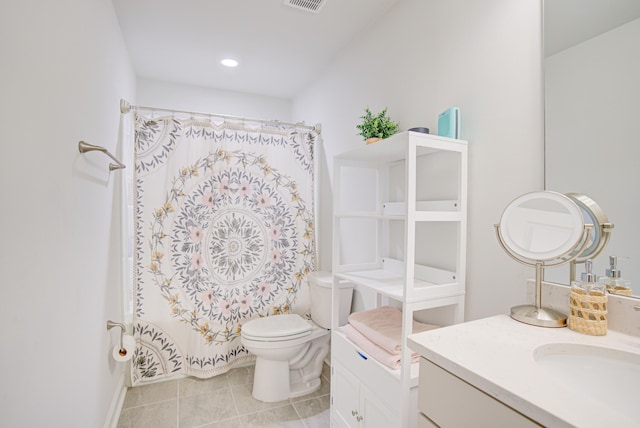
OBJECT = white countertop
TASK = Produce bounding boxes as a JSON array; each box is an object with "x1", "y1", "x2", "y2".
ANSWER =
[{"x1": 407, "y1": 314, "x2": 640, "y2": 427}]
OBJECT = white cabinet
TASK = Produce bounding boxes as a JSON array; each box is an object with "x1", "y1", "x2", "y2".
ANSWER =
[
  {"x1": 418, "y1": 358, "x2": 542, "y2": 427},
  {"x1": 330, "y1": 329, "x2": 408, "y2": 427},
  {"x1": 332, "y1": 361, "x2": 361, "y2": 427},
  {"x1": 332, "y1": 362, "x2": 397, "y2": 428},
  {"x1": 331, "y1": 131, "x2": 468, "y2": 427}
]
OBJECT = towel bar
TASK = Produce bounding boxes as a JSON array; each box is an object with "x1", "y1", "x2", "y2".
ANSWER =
[{"x1": 78, "y1": 140, "x2": 125, "y2": 171}]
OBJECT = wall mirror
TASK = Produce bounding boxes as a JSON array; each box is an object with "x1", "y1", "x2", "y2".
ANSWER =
[
  {"x1": 543, "y1": 0, "x2": 640, "y2": 296},
  {"x1": 496, "y1": 191, "x2": 593, "y2": 327}
]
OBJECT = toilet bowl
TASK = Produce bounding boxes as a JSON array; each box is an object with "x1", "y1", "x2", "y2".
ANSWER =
[
  {"x1": 240, "y1": 271, "x2": 354, "y2": 402},
  {"x1": 241, "y1": 313, "x2": 330, "y2": 402}
]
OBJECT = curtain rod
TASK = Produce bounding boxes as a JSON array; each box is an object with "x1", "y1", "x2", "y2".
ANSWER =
[{"x1": 120, "y1": 99, "x2": 321, "y2": 134}]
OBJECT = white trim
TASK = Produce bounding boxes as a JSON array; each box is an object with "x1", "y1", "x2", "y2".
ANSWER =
[{"x1": 103, "y1": 373, "x2": 127, "y2": 428}]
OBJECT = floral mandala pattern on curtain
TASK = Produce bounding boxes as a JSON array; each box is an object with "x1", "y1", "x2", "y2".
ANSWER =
[{"x1": 131, "y1": 115, "x2": 317, "y2": 384}]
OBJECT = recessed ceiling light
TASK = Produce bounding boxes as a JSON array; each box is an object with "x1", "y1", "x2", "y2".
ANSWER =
[{"x1": 221, "y1": 58, "x2": 238, "y2": 67}]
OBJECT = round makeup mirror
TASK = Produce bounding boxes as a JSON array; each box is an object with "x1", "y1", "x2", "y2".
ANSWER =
[
  {"x1": 565, "y1": 193, "x2": 614, "y2": 281},
  {"x1": 500, "y1": 191, "x2": 586, "y2": 261},
  {"x1": 496, "y1": 191, "x2": 594, "y2": 327}
]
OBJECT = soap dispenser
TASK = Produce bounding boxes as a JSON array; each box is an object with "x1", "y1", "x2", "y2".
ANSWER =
[
  {"x1": 568, "y1": 259, "x2": 607, "y2": 335},
  {"x1": 599, "y1": 256, "x2": 632, "y2": 296}
]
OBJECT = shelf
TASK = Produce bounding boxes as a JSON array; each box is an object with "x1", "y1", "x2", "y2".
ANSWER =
[
  {"x1": 415, "y1": 211, "x2": 462, "y2": 222},
  {"x1": 335, "y1": 270, "x2": 462, "y2": 303},
  {"x1": 335, "y1": 259, "x2": 462, "y2": 303},
  {"x1": 334, "y1": 213, "x2": 460, "y2": 222},
  {"x1": 331, "y1": 128, "x2": 468, "y2": 427},
  {"x1": 383, "y1": 200, "x2": 460, "y2": 215},
  {"x1": 335, "y1": 131, "x2": 467, "y2": 163},
  {"x1": 335, "y1": 200, "x2": 462, "y2": 221},
  {"x1": 334, "y1": 212, "x2": 405, "y2": 221}
]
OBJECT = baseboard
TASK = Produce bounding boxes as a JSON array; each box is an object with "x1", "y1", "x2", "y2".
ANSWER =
[{"x1": 103, "y1": 373, "x2": 127, "y2": 428}]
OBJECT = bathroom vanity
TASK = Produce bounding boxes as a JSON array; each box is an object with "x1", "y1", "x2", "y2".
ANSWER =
[
  {"x1": 408, "y1": 303, "x2": 640, "y2": 428},
  {"x1": 406, "y1": 188, "x2": 640, "y2": 427}
]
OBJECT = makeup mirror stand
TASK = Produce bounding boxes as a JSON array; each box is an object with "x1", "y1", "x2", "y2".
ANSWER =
[{"x1": 495, "y1": 223, "x2": 594, "y2": 328}]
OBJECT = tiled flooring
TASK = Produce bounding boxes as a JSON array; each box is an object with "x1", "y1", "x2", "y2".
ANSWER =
[{"x1": 117, "y1": 363, "x2": 330, "y2": 428}]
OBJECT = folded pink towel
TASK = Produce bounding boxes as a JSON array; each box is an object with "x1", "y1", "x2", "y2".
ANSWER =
[
  {"x1": 348, "y1": 306, "x2": 439, "y2": 354},
  {"x1": 344, "y1": 324, "x2": 419, "y2": 370}
]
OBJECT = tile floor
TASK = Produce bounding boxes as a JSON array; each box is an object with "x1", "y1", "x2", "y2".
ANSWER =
[{"x1": 117, "y1": 363, "x2": 331, "y2": 428}]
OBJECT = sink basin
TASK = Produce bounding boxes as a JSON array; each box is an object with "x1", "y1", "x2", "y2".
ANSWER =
[{"x1": 534, "y1": 343, "x2": 640, "y2": 419}]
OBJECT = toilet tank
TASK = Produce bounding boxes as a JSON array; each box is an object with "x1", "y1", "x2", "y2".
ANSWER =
[{"x1": 308, "y1": 271, "x2": 353, "y2": 329}]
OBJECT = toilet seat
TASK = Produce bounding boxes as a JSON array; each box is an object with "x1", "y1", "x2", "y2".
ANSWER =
[{"x1": 242, "y1": 314, "x2": 312, "y2": 342}]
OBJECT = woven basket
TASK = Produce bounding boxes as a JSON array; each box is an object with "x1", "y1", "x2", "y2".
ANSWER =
[
  {"x1": 568, "y1": 289, "x2": 607, "y2": 336},
  {"x1": 609, "y1": 286, "x2": 633, "y2": 296}
]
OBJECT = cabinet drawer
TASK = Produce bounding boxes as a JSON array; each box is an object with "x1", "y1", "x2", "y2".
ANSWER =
[
  {"x1": 331, "y1": 330, "x2": 402, "y2": 409},
  {"x1": 419, "y1": 358, "x2": 542, "y2": 427}
]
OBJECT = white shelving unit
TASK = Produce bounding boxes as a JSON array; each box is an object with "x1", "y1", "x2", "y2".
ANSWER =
[{"x1": 330, "y1": 131, "x2": 468, "y2": 427}]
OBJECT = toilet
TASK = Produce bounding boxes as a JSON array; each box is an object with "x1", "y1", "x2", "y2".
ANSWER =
[{"x1": 240, "y1": 271, "x2": 353, "y2": 402}]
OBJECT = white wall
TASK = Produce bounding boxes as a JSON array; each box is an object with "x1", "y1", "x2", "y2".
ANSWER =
[
  {"x1": 0, "y1": 0, "x2": 135, "y2": 426},
  {"x1": 293, "y1": 0, "x2": 545, "y2": 321},
  {"x1": 137, "y1": 78, "x2": 292, "y2": 121},
  {"x1": 545, "y1": 18, "x2": 640, "y2": 291}
]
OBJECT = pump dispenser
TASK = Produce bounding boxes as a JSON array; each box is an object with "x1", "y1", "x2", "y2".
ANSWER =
[
  {"x1": 581, "y1": 259, "x2": 597, "y2": 284},
  {"x1": 600, "y1": 256, "x2": 632, "y2": 296},
  {"x1": 572, "y1": 259, "x2": 601, "y2": 294},
  {"x1": 568, "y1": 259, "x2": 607, "y2": 335},
  {"x1": 606, "y1": 256, "x2": 622, "y2": 278}
]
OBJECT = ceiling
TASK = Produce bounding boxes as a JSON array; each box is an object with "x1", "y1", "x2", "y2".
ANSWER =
[
  {"x1": 113, "y1": 1, "x2": 640, "y2": 98},
  {"x1": 112, "y1": 0, "x2": 400, "y2": 99},
  {"x1": 544, "y1": 0, "x2": 640, "y2": 57}
]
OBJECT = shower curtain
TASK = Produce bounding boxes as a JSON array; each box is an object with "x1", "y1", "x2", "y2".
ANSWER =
[{"x1": 131, "y1": 113, "x2": 317, "y2": 384}]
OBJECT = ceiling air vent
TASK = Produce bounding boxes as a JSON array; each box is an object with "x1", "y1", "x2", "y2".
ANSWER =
[{"x1": 283, "y1": 0, "x2": 326, "y2": 14}]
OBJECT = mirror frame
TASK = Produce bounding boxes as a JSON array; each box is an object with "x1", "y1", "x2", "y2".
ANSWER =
[{"x1": 498, "y1": 191, "x2": 586, "y2": 262}]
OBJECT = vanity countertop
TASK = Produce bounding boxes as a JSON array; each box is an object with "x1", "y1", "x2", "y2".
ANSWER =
[{"x1": 407, "y1": 314, "x2": 640, "y2": 427}]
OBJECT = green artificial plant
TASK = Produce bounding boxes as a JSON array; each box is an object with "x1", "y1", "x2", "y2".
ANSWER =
[{"x1": 356, "y1": 107, "x2": 399, "y2": 140}]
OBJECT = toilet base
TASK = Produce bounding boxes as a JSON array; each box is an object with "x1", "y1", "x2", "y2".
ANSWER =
[
  {"x1": 251, "y1": 359, "x2": 323, "y2": 402},
  {"x1": 252, "y1": 358, "x2": 291, "y2": 402}
]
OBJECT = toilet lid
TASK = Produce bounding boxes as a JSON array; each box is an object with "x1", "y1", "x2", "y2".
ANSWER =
[{"x1": 242, "y1": 314, "x2": 312, "y2": 341}]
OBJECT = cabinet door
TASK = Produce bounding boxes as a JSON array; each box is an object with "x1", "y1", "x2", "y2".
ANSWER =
[
  {"x1": 419, "y1": 358, "x2": 541, "y2": 427},
  {"x1": 360, "y1": 383, "x2": 399, "y2": 428},
  {"x1": 331, "y1": 363, "x2": 361, "y2": 427}
]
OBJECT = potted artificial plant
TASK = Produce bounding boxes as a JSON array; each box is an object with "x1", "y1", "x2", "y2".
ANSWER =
[{"x1": 356, "y1": 107, "x2": 399, "y2": 144}]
